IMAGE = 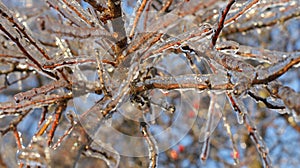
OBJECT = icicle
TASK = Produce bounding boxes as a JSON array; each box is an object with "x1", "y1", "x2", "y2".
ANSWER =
[
  {"x1": 235, "y1": 98, "x2": 248, "y2": 124},
  {"x1": 200, "y1": 136, "x2": 210, "y2": 164},
  {"x1": 200, "y1": 92, "x2": 224, "y2": 163},
  {"x1": 200, "y1": 97, "x2": 213, "y2": 163},
  {"x1": 227, "y1": 92, "x2": 247, "y2": 124}
]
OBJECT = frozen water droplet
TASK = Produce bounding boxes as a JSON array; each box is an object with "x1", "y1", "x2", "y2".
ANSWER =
[
  {"x1": 236, "y1": 112, "x2": 244, "y2": 124},
  {"x1": 292, "y1": 110, "x2": 300, "y2": 122}
]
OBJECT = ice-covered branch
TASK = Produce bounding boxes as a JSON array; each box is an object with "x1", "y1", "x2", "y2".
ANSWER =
[
  {"x1": 223, "y1": 1, "x2": 300, "y2": 35},
  {"x1": 140, "y1": 122, "x2": 158, "y2": 168},
  {"x1": 13, "y1": 80, "x2": 68, "y2": 103},
  {"x1": 83, "y1": 141, "x2": 120, "y2": 168},
  {"x1": 40, "y1": 18, "x2": 113, "y2": 39},
  {"x1": 47, "y1": 101, "x2": 67, "y2": 146},
  {"x1": 129, "y1": 0, "x2": 149, "y2": 38},
  {"x1": 211, "y1": 0, "x2": 235, "y2": 47},
  {"x1": 267, "y1": 82, "x2": 300, "y2": 121},
  {"x1": 227, "y1": 92, "x2": 272, "y2": 167},
  {"x1": 0, "y1": 93, "x2": 72, "y2": 114},
  {"x1": 134, "y1": 74, "x2": 233, "y2": 92}
]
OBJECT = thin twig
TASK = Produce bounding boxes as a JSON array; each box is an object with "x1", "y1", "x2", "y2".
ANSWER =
[
  {"x1": 247, "y1": 91, "x2": 285, "y2": 109},
  {"x1": 38, "y1": 107, "x2": 48, "y2": 129},
  {"x1": 129, "y1": 0, "x2": 149, "y2": 38},
  {"x1": 227, "y1": 91, "x2": 272, "y2": 167},
  {"x1": 14, "y1": 80, "x2": 68, "y2": 103},
  {"x1": 52, "y1": 112, "x2": 76, "y2": 149},
  {"x1": 13, "y1": 127, "x2": 23, "y2": 149},
  {"x1": 224, "y1": 0, "x2": 259, "y2": 25},
  {"x1": 47, "y1": 101, "x2": 67, "y2": 146},
  {"x1": 140, "y1": 121, "x2": 158, "y2": 168},
  {"x1": 211, "y1": 0, "x2": 235, "y2": 47},
  {"x1": 61, "y1": 0, "x2": 96, "y2": 26},
  {"x1": 159, "y1": 0, "x2": 173, "y2": 14},
  {"x1": 0, "y1": 24, "x2": 58, "y2": 80},
  {"x1": 0, "y1": 109, "x2": 31, "y2": 136},
  {"x1": 35, "y1": 115, "x2": 53, "y2": 137},
  {"x1": 253, "y1": 55, "x2": 300, "y2": 84}
]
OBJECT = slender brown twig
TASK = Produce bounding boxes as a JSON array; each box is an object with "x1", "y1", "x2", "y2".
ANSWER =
[
  {"x1": 129, "y1": 0, "x2": 149, "y2": 38},
  {"x1": 211, "y1": 0, "x2": 236, "y2": 47},
  {"x1": 47, "y1": 101, "x2": 67, "y2": 146}
]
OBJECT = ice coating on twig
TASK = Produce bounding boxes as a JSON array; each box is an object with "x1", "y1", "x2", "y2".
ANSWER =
[{"x1": 83, "y1": 141, "x2": 120, "y2": 168}]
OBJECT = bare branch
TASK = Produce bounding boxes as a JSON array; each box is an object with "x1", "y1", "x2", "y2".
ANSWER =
[
  {"x1": 140, "y1": 121, "x2": 158, "y2": 168},
  {"x1": 47, "y1": 101, "x2": 67, "y2": 146},
  {"x1": 211, "y1": 0, "x2": 236, "y2": 47}
]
